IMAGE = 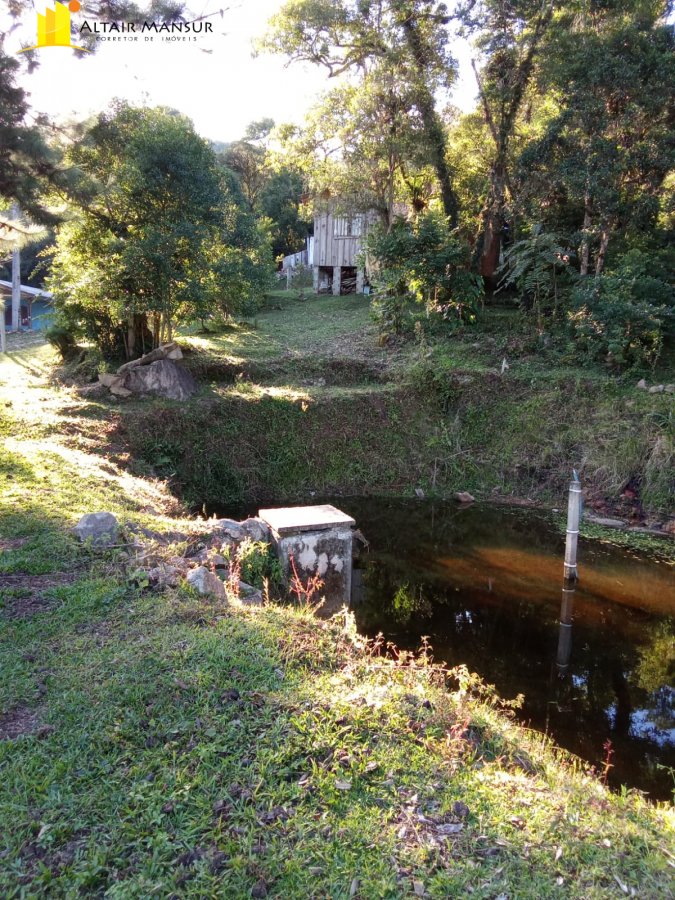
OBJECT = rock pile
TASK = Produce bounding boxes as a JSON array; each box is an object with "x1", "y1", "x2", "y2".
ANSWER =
[
  {"x1": 73, "y1": 512, "x2": 271, "y2": 605},
  {"x1": 98, "y1": 342, "x2": 198, "y2": 401},
  {"x1": 636, "y1": 379, "x2": 674, "y2": 394}
]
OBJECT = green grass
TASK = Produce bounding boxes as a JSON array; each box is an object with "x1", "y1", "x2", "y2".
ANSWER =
[{"x1": 1, "y1": 585, "x2": 673, "y2": 897}]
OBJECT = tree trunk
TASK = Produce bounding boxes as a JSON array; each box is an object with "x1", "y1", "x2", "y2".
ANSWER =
[
  {"x1": 126, "y1": 312, "x2": 150, "y2": 360},
  {"x1": 152, "y1": 313, "x2": 161, "y2": 350},
  {"x1": 471, "y1": 6, "x2": 552, "y2": 283},
  {"x1": 595, "y1": 228, "x2": 610, "y2": 275},
  {"x1": 478, "y1": 161, "x2": 507, "y2": 283},
  {"x1": 580, "y1": 194, "x2": 592, "y2": 276},
  {"x1": 399, "y1": 15, "x2": 459, "y2": 227}
]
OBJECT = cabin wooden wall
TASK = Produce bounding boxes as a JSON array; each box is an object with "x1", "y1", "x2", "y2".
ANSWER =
[{"x1": 313, "y1": 211, "x2": 377, "y2": 268}]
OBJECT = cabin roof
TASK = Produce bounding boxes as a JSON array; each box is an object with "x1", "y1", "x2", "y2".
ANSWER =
[{"x1": 0, "y1": 281, "x2": 53, "y2": 301}]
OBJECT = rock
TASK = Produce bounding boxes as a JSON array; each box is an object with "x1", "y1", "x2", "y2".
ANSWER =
[
  {"x1": 211, "y1": 519, "x2": 246, "y2": 542},
  {"x1": 77, "y1": 382, "x2": 108, "y2": 399},
  {"x1": 241, "y1": 517, "x2": 271, "y2": 543},
  {"x1": 585, "y1": 515, "x2": 626, "y2": 529},
  {"x1": 648, "y1": 384, "x2": 665, "y2": 394},
  {"x1": 454, "y1": 491, "x2": 475, "y2": 504},
  {"x1": 74, "y1": 512, "x2": 119, "y2": 546},
  {"x1": 237, "y1": 581, "x2": 264, "y2": 607},
  {"x1": 636, "y1": 378, "x2": 648, "y2": 390},
  {"x1": 148, "y1": 564, "x2": 180, "y2": 587},
  {"x1": 628, "y1": 526, "x2": 664, "y2": 535},
  {"x1": 109, "y1": 383, "x2": 132, "y2": 398},
  {"x1": 189, "y1": 548, "x2": 229, "y2": 570},
  {"x1": 186, "y1": 566, "x2": 227, "y2": 601},
  {"x1": 123, "y1": 359, "x2": 198, "y2": 401},
  {"x1": 211, "y1": 554, "x2": 228, "y2": 568}
]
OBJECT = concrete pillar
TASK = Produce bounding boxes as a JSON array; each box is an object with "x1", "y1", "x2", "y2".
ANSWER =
[
  {"x1": 313, "y1": 266, "x2": 319, "y2": 293},
  {"x1": 356, "y1": 268, "x2": 365, "y2": 294},
  {"x1": 332, "y1": 266, "x2": 341, "y2": 296},
  {"x1": 259, "y1": 505, "x2": 355, "y2": 611}
]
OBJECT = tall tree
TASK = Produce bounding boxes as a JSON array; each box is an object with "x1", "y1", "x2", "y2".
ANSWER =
[
  {"x1": 458, "y1": 0, "x2": 554, "y2": 283},
  {"x1": 519, "y1": 0, "x2": 675, "y2": 275},
  {"x1": 217, "y1": 121, "x2": 311, "y2": 259},
  {"x1": 277, "y1": 71, "x2": 436, "y2": 228},
  {"x1": 0, "y1": 1, "x2": 190, "y2": 235},
  {"x1": 262, "y1": 0, "x2": 460, "y2": 225}
]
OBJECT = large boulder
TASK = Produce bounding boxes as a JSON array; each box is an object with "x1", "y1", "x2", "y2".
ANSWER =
[
  {"x1": 74, "y1": 512, "x2": 119, "y2": 546},
  {"x1": 123, "y1": 359, "x2": 198, "y2": 401},
  {"x1": 98, "y1": 344, "x2": 196, "y2": 401}
]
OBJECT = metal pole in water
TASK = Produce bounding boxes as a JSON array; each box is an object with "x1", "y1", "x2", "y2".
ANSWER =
[{"x1": 564, "y1": 474, "x2": 582, "y2": 583}]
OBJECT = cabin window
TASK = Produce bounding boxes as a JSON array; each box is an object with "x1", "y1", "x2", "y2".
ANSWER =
[{"x1": 333, "y1": 216, "x2": 362, "y2": 238}]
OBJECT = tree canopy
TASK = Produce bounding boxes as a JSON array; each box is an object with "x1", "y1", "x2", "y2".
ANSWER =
[{"x1": 49, "y1": 103, "x2": 273, "y2": 357}]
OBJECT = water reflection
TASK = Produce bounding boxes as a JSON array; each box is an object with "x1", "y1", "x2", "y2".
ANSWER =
[
  {"x1": 557, "y1": 584, "x2": 575, "y2": 675},
  {"x1": 339, "y1": 497, "x2": 674, "y2": 800}
]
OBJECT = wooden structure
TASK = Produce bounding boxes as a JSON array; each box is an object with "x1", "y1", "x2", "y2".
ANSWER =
[{"x1": 312, "y1": 207, "x2": 379, "y2": 295}]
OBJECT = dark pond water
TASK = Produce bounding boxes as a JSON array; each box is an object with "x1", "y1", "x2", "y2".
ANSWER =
[{"x1": 333, "y1": 499, "x2": 674, "y2": 801}]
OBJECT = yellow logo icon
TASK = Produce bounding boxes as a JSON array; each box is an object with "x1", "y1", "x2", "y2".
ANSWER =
[{"x1": 19, "y1": 1, "x2": 89, "y2": 53}]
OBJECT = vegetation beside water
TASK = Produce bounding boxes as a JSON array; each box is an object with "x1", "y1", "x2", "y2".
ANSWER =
[
  {"x1": 1, "y1": 0, "x2": 674, "y2": 890},
  {"x1": 107, "y1": 289, "x2": 673, "y2": 523}
]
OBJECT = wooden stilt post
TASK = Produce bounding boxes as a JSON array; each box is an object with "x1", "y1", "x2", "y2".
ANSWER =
[
  {"x1": 564, "y1": 475, "x2": 582, "y2": 583},
  {"x1": 11, "y1": 204, "x2": 21, "y2": 333}
]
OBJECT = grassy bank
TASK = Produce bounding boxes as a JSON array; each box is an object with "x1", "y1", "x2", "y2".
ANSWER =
[
  {"x1": 0, "y1": 335, "x2": 673, "y2": 897},
  {"x1": 1, "y1": 569, "x2": 673, "y2": 896},
  {"x1": 107, "y1": 290, "x2": 672, "y2": 519}
]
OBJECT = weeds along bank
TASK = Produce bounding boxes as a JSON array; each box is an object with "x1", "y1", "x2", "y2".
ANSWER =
[
  {"x1": 61, "y1": 293, "x2": 662, "y2": 519},
  {"x1": 117, "y1": 367, "x2": 673, "y2": 519}
]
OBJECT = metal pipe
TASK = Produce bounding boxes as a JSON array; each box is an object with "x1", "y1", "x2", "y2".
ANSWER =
[{"x1": 564, "y1": 477, "x2": 582, "y2": 582}]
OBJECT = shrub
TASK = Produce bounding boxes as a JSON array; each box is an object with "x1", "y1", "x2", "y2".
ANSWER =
[
  {"x1": 569, "y1": 250, "x2": 674, "y2": 369},
  {"x1": 366, "y1": 212, "x2": 483, "y2": 336},
  {"x1": 498, "y1": 226, "x2": 577, "y2": 327},
  {"x1": 45, "y1": 323, "x2": 78, "y2": 359},
  {"x1": 228, "y1": 538, "x2": 284, "y2": 591}
]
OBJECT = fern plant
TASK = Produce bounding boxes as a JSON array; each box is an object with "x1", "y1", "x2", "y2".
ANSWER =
[{"x1": 498, "y1": 226, "x2": 576, "y2": 329}]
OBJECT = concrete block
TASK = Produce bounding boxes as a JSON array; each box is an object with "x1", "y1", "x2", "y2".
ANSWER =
[{"x1": 259, "y1": 505, "x2": 355, "y2": 609}]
